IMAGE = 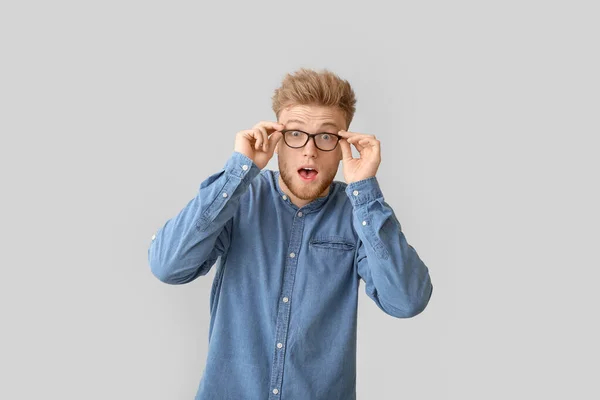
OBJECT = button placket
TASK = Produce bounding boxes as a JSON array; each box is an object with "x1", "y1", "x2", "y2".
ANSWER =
[{"x1": 268, "y1": 208, "x2": 305, "y2": 399}]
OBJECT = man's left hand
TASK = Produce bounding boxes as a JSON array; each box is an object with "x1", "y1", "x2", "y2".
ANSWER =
[{"x1": 339, "y1": 130, "x2": 381, "y2": 184}]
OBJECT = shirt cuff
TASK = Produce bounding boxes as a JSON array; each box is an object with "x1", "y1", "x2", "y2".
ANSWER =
[
  {"x1": 225, "y1": 152, "x2": 261, "y2": 184},
  {"x1": 345, "y1": 176, "x2": 383, "y2": 206}
]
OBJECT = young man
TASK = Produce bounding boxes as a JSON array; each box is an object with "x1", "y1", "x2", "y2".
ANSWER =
[{"x1": 148, "y1": 68, "x2": 433, "y2": 400}]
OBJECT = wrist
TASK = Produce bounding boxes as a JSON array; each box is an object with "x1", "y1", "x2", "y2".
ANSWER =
[{"x1": 346, "y1": 174, "x2": 376, "y2": 185}]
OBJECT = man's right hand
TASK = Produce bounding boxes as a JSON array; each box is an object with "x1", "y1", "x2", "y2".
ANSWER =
[{"x1": 234, "y1": 121, "x2": 285, "y2": 169}]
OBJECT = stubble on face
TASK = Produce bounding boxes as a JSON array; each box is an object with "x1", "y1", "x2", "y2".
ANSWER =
[
  {"x1": 278, "y1": 157, "x2": 337, "y2": 200},
  {"x1": 276, "y1": 104, "x2": 346, "y2": 203}
]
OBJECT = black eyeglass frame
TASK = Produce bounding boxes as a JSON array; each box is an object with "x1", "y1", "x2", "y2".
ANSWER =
[{"x1": 280, "y1": 129, "x2": 343, "y2": 152}]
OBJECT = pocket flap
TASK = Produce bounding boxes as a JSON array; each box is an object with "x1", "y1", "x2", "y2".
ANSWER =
[{"x1": 309, "y1": 236, "x2": 355, "y2": 251}]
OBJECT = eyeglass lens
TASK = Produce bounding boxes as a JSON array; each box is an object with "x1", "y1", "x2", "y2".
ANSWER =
[{"x1": 284, "y1": 131, "x2": 339, "y2": 151}]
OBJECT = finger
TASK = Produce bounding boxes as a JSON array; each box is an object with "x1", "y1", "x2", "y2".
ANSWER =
[
  {"x1": 349, "y1": 134, "x2": 378, "y2": 151},
  {"x1": 345, "y1": 135, "x2": 364, "y2": 148},
  {"x1": 338, "y1": 129, "x2": 357, "y2": 139},
  {"x1": 256, "y1": 121, "x2": 286, "y2": 133},
  {"x1": 357, "y1": 137, "x2": 381, "y2": 155},
  {"x1": 251, "y1": 129, "x2": 263, "y2": 150},
  {"x1": 267, "y1": 131, "x2": 283, "y2": 153},
  {"x1": 241, "y1": 129, "x2": 257, "y2": 145},
  {"x1": 350, "y1": 139, "x2": 365, "y2": 153},
  {"x1": 267, "y1": 129, "x2": 283, "y2": 138},
  {"x1": 256, "y1": 126, "x2": 269, "y2": 151},
  {"x1": 347, "y1": 134, "x2": 374, "y2": 143},
  {"x1": 357, "y1": 137, "x2": 377, "y2": 147},
  {"x1": 339, "y1": 138, "x2": 353, "y2": 161}
]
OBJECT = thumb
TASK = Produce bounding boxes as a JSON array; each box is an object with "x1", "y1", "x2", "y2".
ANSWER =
[
  {"x1": 268, "y1": 131, "x2": 283, "y2": 153},
  {"x1": 339, "y1": 138, "x2": 353, "y2": 161}
]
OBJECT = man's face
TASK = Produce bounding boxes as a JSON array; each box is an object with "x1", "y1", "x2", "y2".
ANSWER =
[{"x1": 276, "y1": 104, "x2": 347, "y2": 201}]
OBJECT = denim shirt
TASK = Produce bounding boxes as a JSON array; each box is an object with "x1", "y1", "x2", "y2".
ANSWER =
[{"x1": 148, "y1": 151, "x2": 433, "y2": 400}]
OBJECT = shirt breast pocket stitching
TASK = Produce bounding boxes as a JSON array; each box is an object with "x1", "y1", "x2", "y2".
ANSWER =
[{"x1": 309, "y1": 236, "x2": 355, "y2": 251}]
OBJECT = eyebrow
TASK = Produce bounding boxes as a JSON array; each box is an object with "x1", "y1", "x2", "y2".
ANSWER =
[{"x1": 285, "y1": 119, "x2": 340, "y2": 132}]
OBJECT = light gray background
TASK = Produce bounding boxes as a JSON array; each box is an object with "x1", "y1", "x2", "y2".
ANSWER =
[{"x1": 1, "y1": 1, "x2": 598, "y2": 399}]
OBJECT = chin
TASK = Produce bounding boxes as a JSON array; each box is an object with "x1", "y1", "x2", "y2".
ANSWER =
[{"x1": 281, "y1": 168, "x2": 334, "y2": 201}]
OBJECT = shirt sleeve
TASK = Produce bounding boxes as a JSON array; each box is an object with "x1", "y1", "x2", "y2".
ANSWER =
[
  {"x1": 347, "y1": 177, "x2": 433, "y2": 318},
  {"x1": 148, "y1": 151, "x2": 261, "y2": 284}
]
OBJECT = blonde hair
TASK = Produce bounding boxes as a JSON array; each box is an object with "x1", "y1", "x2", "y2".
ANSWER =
[{"x1": 272, "y1": 68, "x2": 357, "y2": 128}]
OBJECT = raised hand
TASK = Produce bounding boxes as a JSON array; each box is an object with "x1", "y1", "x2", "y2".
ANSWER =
[
  {"x1": 234, "y1": 121, "x2": 285, "y2": 169},
  {"x1": 338, "y1": 130, "x2": 381, "y2": 184}
]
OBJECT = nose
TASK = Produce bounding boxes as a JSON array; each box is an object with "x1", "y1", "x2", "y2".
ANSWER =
[{"x1": 303, "y1": 136, "x2": 318, "y2": 158}]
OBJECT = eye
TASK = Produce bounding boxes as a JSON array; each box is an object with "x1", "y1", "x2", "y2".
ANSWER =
[
  {"x1": 321, "y1": 134, "x2": 332, "y2": 141},
  {"x1": 290, "y1": 131, "x2": 301, "y2": 137}
]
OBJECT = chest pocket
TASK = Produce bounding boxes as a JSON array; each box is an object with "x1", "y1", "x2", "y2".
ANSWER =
[
  {"x1": 309, "y1": 236, "x2": 355, "y2": 252},
  {"x1": 308, "y1": 236, "x2": 356, "y2": 279}
]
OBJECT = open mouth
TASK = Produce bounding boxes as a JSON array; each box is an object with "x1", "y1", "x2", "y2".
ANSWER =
[{"x1": 298, "y1": 167, "x2": 318, "y2": 181}]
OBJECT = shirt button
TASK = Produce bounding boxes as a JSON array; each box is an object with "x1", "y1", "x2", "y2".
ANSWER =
[
  {"x1": 222, "y1": 192, "x2": 228, "y2": 198},
  {"x1": 282, "y1": 195, "x2": 288, "y2": 200},
  {"x1": 282, "y1": 297, "x2": 289, "y2": 303},
  {"x1": 297, "y1": 211, "x2": 303, "y2": 217},
  {"x1": 353, "y1": 190, "x2": 359, "y2": 196},
  {"x1": 273, "y1": 388, "x2": 279, "y2": 395},
  {"x1": 277, "y1": 343, "x2": 283, "y2": 349},
  {"x1": 242, "y1": 165, "x2": 248, "y2": 171},
  {"x1": 289, "y1": 252, "x2": 295, "y2": 258},
  {"x1": 151, "y1": 234, "x2": 156, "y2": 241},
  {"x1": 362, "y1": 221, "x2": 367, "y2": 226}
]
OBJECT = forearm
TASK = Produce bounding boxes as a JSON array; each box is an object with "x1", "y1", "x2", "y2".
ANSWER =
[
  {"x1": 349, "y1": 177, "x2": 433, "y2": 317},
  {"x1": 148, "y1": 152, "x2": 260, "y2": 284}
]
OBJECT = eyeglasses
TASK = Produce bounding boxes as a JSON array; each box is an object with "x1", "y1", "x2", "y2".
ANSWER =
[{"x1": 281, "y1": 129, "x2": 342, "y2": 152}]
